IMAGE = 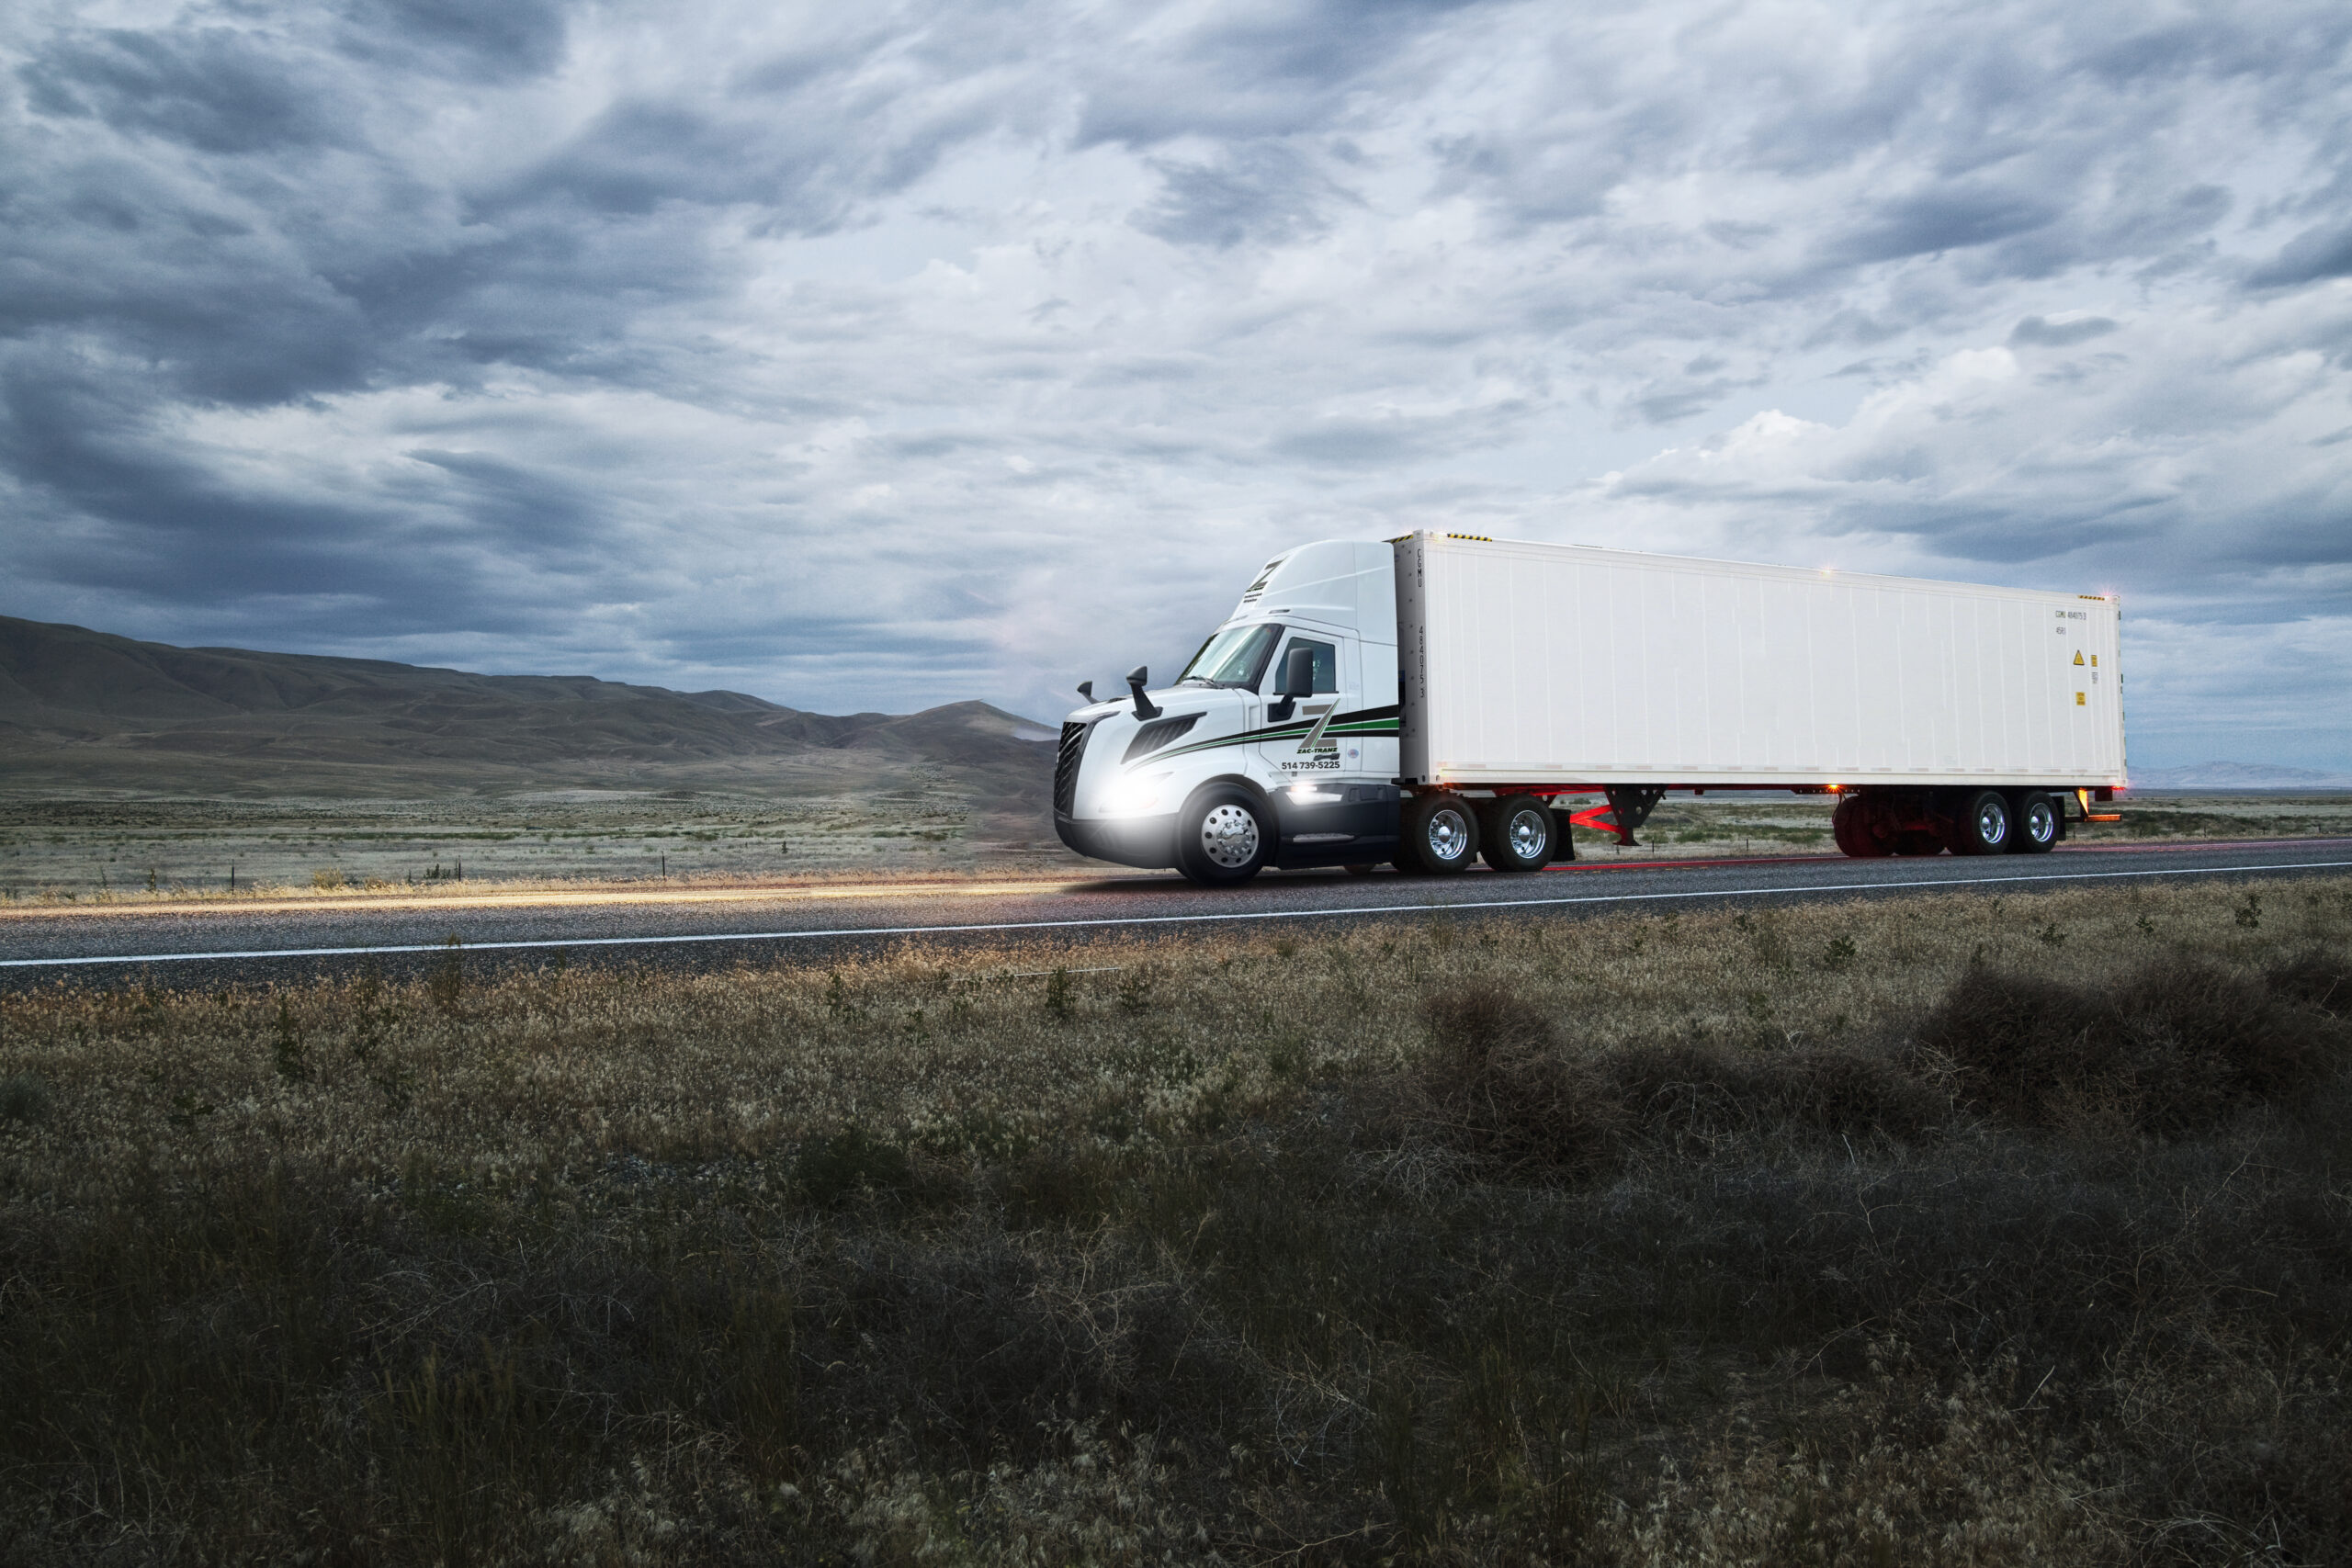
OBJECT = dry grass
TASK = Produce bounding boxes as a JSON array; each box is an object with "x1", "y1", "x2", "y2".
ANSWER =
[{"x1": 2, "y1": 876, "x2": 2348, "y2": 1563}]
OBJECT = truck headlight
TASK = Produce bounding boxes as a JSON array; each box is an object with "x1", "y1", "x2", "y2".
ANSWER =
[{"x1": 1103, "y1": 771, "x2": 1171, "y2": 816}]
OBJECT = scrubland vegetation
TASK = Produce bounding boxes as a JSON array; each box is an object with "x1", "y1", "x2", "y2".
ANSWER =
[
  {"x1": 2, "y1": 876, "x2": 2347, "y2": 1563},
  {"x1": 0, "y1": 787, "x2": 1015, "y2": 905}
]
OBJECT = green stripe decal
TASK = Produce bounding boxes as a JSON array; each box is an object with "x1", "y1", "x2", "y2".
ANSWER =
[{"x1": 1122, "y1": 705, "x2": 1400, "y2": 767}]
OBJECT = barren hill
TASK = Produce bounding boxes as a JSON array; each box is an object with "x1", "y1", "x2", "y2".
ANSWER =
[{"x1": 0, "y1": 615, "x2": 1057, "y2": 823}]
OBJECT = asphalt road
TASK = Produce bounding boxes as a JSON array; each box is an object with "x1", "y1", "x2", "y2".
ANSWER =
[{"x1": 5, "y1": 838, "x2": 2349, "y2": 991}]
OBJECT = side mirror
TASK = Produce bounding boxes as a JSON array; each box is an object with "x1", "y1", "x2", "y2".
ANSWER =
[
  {"x1": 1275, "y1": 645, "x2": 1316, "y2": 698},
  {"x1": 1125, "y1": 665, "x2": 1161, "y2": 720},
  {"x1": 1076, "y1": 680, "x2": 1093, "y2": 703},
  {"x1": 1269, "y1": 645, "x2": 1316, "y2": 721}
]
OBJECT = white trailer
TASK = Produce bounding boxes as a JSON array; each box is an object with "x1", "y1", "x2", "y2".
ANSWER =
[{"x1": 1055, "y1": 533, "x2": 2125, "y2": 885}]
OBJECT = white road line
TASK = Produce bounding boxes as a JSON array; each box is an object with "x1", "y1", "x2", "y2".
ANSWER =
[{"x1": 5, "y1": 856, "x2": 2348, "y2": 970}]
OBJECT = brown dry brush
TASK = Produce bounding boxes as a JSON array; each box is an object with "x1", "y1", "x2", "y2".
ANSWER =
[{"x1": 0, "y1": 877, "x2": 2347, "y2": 1564}]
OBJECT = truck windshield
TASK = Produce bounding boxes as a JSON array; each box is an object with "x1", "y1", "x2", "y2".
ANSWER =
[{"x1": 1179, "y1": 623, "x2": 1282, "y2": 688}]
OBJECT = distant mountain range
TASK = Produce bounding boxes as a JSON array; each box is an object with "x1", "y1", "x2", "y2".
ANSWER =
[
  {"x1": 2124, "y1": 761, "x2": 2352, "y2": 790},
  {"x1": 0, "y1": 615, "x2": 1057, "y2": 824},
  {"x1": 6, "y1": 615, "x2": 2341, "y2": 812}
]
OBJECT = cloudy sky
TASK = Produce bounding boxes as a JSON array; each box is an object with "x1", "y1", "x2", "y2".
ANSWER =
[{"x1": 4, "y1": 0, "x2": 2349, "y2": 768}]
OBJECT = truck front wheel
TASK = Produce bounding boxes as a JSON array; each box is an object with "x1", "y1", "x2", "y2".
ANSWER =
[
  {"x1": 1399, "y1": 794, "x2": 1479, "y2": 874},
  {"x1": 1479, "y1": 795, "x2": 1554, "y2": 872},
  {"x1": 1175, "y1": 785, "x2": 1272, "y2": 886}
]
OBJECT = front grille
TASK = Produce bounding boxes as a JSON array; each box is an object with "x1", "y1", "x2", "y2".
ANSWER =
[{"x1": 1054, "y1": 720, "x2": 1094, "y2": 815}]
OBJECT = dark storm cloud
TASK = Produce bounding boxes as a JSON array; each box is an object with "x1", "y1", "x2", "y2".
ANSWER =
[
  {"x1": 1076, "y1": 0, "x2": 1487, "y2": 145},
  {"x1": 2248, "y1": 222, "x2": 2352, "y2": 288},
  {"x1": 334, "y1": 0, "x2": 569, "y2": 84},
  {"x1": 2009, "y1": 315, "x2": 2119, "y2": 347},
  {"x1": 18, "y1": 25, "x2": 345, "y2": 153},
  {"x1": 1826, "y1": 189, "x2": 2062, "y2": 269},
  {"x1": 1136, "y1": 142, "x2": 1348, "y2": 250},
  {"x1": 0, "y1": 363, "x2": 584, "y2": 640}
]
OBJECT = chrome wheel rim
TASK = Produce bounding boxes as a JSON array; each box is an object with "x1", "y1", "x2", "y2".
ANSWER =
[
  {"x1": 1506, "y1": 808, "x2": 1549, "y2": 863},
  {"x1": 2027, "y1": 801, "x2": 2056, "y2": 842},
  {"x1": 1975, "y1": 798, "x2": 2008, "y2": 846},
  {"x1": 1426, "y1": 807, "x2": 1471, "y2": 862},
  {"x1": 1199, "y1": 803, "x2": 1261, "y2": 868}
]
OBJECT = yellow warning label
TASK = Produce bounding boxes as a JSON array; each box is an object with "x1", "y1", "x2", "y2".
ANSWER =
[
  {"x1": 2075, "y1": 692, "x2": 2086, "y2": 705},
  {"x1": 2073, "y1": 650, "x2": 2085, "y2": 665},
  {"x1": 2090, "y1": 654, "x2": 2098, "y2": 667}
]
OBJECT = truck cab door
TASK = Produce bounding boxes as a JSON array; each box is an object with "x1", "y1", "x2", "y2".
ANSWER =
[
  {"x1": 1259, "y1": 630, "x2": 1398, "y2": 863},
  {"x1": 1257, "y1": 630, "x2": 1346, "y2": 782}
]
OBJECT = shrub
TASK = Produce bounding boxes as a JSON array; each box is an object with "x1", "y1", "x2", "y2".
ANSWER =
[
  {"x1": 1605, "y1": 1041, "x2": 1945, "y2": 1149},
  {"x1": 0, "y1": 1073, "x2": 49, "y2": 1125},
  {"x1": 796, "y1": 1124, "x2": 917, "y2": 1206},
  {"x1": 1916, "y1": 953, "x2": 2345, "y2": 1134},
  {"x1": 2267, "y1": 946, "x2": 2351, "y2": 1016},
  {"x1": 1411, "y1": 988, "x2": 1627, "y2": 1175}
]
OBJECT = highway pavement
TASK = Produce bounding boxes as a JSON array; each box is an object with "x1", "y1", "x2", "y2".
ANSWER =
[{"x1": 3, "y1": 837, "x2": 2348, "y2": 991}]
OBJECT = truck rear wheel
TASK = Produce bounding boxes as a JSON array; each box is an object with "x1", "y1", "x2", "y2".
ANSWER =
[
  {"x1": 1831, "y1": 795, "x2": 1890, "y2": 858},
  {"x1": 1947, "y1": 789, "x2": 2012, "y2": 855},
  {"x1": 1479, "y1": 795, "x2": 1554, "y2": 872},
  {"x1": 1174, "y1": 784, "x2": 1272, "y2": 886},
  {"x1": 2010, "y1": 792, "x2": 2059, "y2": 854},
  {"x1": 1400, "y1": 794, "x2": 1479, "y2": 874}
]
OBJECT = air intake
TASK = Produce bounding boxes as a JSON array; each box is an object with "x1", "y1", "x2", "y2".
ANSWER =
[{"x1": 1122, "y1": 713, "x2": 1199, "y2": 763}]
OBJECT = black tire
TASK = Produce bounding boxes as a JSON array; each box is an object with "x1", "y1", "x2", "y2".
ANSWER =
[
  {"x1": 1479, "y1": 795, "x2": 1554, "y2": 873},
  {"x1": 1174, "y1": 784, "x2": 1272, "y2": 886},
  {"x1": 1948, "y1": 788, "x2": 2012, "y2": 855},
  {"x1": 2010, "y1": 792, "x2": 2059, "y2": 855},
  {"x1": 1831, "y1": 795, "x2": 1890, "y2": 858},
  {"x1": 1399, "y1": 794, "x2": 1479, "y2": 874}
]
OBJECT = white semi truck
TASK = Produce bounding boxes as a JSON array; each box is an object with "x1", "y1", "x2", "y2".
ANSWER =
[{"x1": 1055, "y1": 533, "x2": 2126, "y2": 886}]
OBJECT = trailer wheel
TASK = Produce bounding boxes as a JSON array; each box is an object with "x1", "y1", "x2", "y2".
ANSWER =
[
  {"x1": 1831, "y1": 795, "x2": 1891, "y2": 858},
  {"x1": 1400, "y1": 794, "x2": 1479, "y2": 874},
  {"x1": 1174, "y1": 784, "x2": 1272, "y2": 886},
  {"x1": 1948, "y1": 789, "x2": 2012, "y2": 855},
  {"x1": 2011, "y1": 793, "x2": 2059, "y2": 855},
  {"x1": 1479, "y1": 795, "x2": 1554, "y2": 873}
]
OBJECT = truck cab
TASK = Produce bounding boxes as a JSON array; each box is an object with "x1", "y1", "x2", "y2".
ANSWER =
[{"x1": 1052, "y1": 540, "x2": 1402, "y2": 883}]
